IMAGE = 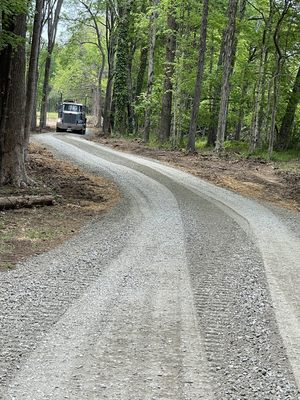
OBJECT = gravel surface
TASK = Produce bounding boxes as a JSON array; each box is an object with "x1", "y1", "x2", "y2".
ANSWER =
[{"x1": 0, "y1": 133, "x2": 299, "y2": 399}]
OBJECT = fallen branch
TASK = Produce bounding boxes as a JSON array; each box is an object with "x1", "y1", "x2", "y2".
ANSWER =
[{"x1": 0, "y1": 195, "x2": 55, "y2": 210}]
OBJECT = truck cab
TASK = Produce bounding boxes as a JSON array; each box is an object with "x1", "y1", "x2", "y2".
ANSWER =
[{"x1": 56, "y1": 101, "x2": 86, "y2": 134}]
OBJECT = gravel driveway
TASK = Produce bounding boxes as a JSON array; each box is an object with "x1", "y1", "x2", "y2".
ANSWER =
[{"x1": 0, "y1": 133, "x2": 299, "y2": 399}]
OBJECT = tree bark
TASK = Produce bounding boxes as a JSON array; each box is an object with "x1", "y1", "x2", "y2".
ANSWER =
[
  {"x1": 215, "y1": 0, "x2": 238, "y2": 152},
  {"x1": 268, "y1": 0, "x2": 291, "y2": 157},
  {"x1": 250, "y1": 5, "x2": 273, "y2": 151},
  {"x1": 208, "y1": 0, "x2": 245, "y2": 147},
  {"x1": 24, "y1": 0, "x2": 44, "y2": 152},
  {"x1": 277, "y1": 63, "x2": 300, "y2": 150},
  {"x1": 113, "y1": 3, "x2": 130, "y2": 134},
  {"x1": 0, "y1": 13, "x2": 28, "y2": 186},
  {"x1": 207, "y1": 32, "x2": 225, "y2": 147},
  {"x1": 39, "y1": 0, "x2": 64, "y2": 130},
  {"x1": 158, "y1": 7, "x2": 177, "y2": 143},
  {"x1": 103, "y1": 3, "x2": 116, "y2": 135},
  {"x1": 80, "y1": 0, "x2": 106, "y2": 128},
  {"x1": 144, "y1": 0, "x2": 158, "y2": 143},
  {"x1": 135, "y1": 46, "x2": 148, "y2": 100},
  {"x1": 127, "y1": 46, "x2": 136, "y2": 134},
  {"x1": 31, "y1": 68, "x2": 39, "y2": 131},
  {"x1": 235, "y1": 47, "x2": 256, "y2": 140},
  {"x1": 187, "y1": 0, "x2": 209, "y2": 153}
]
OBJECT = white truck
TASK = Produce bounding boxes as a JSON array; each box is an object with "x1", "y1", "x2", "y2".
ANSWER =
[{"x1": 56, "y1": 100, "x2": 86, "y2": 134}]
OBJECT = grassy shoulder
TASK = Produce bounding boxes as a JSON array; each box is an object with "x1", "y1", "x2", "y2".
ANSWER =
[{"x1": 0, "y1": 143, "x2": 120, "y2": 270}]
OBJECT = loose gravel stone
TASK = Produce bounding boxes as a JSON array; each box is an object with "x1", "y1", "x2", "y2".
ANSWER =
[{"x1": 0, "y1": 133, "x2": 299, "y2": 399}]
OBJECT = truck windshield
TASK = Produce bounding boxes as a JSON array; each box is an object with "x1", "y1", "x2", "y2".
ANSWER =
[{"x1": 64, "y1": 104, "x2": 81, "y2": 112}]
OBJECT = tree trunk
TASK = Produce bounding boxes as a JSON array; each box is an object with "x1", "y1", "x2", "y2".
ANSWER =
[
  {"x1": 250, "y1": 8, "x2": 273, "y2": 151},
  {"x1": 277, "y1": 64, "x2": 300, "y2": 150},
  {"x1": 24, "y1": 0, "x2": 44, "y2": 153},
  {"x1": 96, "y1": 46, "x2": 105, "y2": 128},
  {"x1": 260, "y1": 77, "x2": 273, "y2": 145},
  {"x1": 93, "y1": 86, "x2": 99, "y2": 118},
  {"x1": 39, "y1": 0, "x2": 64, "y2": 130},
  {"x1": 187, "y1": 0, "x2": 209, "y2": 153},
  {"x1": 158, "y1": 8, "x2": 177, "y2": 143},
  {"x1": 235, "y1": 47, "x2": 256, "y2": 140},
  {"x1": 268, "y1": 1, "x2": 291, "y2": 157},
  {"x1": 207, "y1": 28, "x2": 226, "y2": 147},
  {"x1": 135, "y1": 45, "x2": 148, "y2": 100},
  {"x1": 80, "y1": 0, "x2": 106, "y2": 129},
  {"x1": 0, "y1": 13, "x2": 28, "y2": 186},
  {"x1": 126, "y1": 44, "x2": 136, "y2": 134},
  {"x1": 208, "y1": 0, "x2": 245, "y2": 147},
  {"x1": 113, "y1": 4, "x2": 130, "y2": 134},
  {"x1": 235, "y1": 69, "x2": 248, "y2": 141},
  {"x1": 31, "y1": 68, "x2": 39, "y2": 131},
  {"x1": 143, "y1": 0, "x2": 158, "y2": 143},
  {"x1": 103, "y1": 4, "x2": 116, "y2": 135},
  {"x1": 40, "y1": 53, "x2": 51, "y2": 129},
  {"x1": 215, "y1": 0, "x2": 238, "y2": 152}
]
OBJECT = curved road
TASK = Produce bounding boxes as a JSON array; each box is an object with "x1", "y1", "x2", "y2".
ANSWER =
[{"x1": 0, "y1": 133, "x2": 299, "y2": 399}]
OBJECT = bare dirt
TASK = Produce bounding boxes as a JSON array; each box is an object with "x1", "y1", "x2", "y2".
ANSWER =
[
  {"x1": 0, "y1": 143, "x2": 120, "y2": 269},
  {"x1": 91, "y1": 136, "x2": 300, "y2": 212}
]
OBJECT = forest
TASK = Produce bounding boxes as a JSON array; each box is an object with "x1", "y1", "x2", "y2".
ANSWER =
[{"x1": 0, "y1": 0, "x2": 299, "y2": 186}]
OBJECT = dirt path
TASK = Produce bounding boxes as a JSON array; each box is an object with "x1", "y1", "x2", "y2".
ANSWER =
[{"x1": 92, "y1": 136, "x2": 300, "y2": 212}]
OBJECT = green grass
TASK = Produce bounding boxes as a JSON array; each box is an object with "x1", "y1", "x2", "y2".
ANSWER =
[
  {"x1": 26, "y1": 228, "x2": 58, "y2": 241},
  {"x1": 0, "y1": 262, "x2": 15, "y2": 270},
  {"x1": 255, "y1": 149, "x2": 299, "y2": 162},
  {"x1": 148, "y1": 135, "x2": 173, "y2": 150},
  {"x1": 224, "y1": 140, "x2": 249, "y2": 152},
  {"x1": 218, "y1": 140, "x2": 299, "y2": 163},
  {"x1": 195, "y1": 137, "x2": 209, "y2": 150}
]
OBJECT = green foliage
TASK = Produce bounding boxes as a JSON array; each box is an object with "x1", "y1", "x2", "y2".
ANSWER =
[
  {"x1": 0, "y1": 0, "x2": 28, "y2": 50},
  {"x1": 47, "y1": 17, "x2": 105, "y2": 109}
]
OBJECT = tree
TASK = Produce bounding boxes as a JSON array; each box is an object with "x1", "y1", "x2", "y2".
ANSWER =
[
  {"x1": 0, "y1": 3, "x2": 28, "y2": 186},
  {"x1": 249, "y1": 1, "x2": 274, "y2": 151},
  {"x1": 268, "y1": 0, "x2": 292, "y2": 156},
  {"x1": 143, "y1": 0, "x2": 158, "y2": 143},
  {"x1": 158, "y1": 2, "x2": 177, "y2": 143},
  {"x1": 215, "y1": 0, "x2": 238, "y2": 152},
  {"x1": 39, "y1": 0, "x2": 64, "y2": 130},
  {"x1": 24, "y1": 0, "x2": 45, "y2": 153},
  {"x1": 113, "y1": 0, "x2": 131, "y2": 133},
  {"x1": 78, "y1": 0, "x2": 106, "y2": 128},
  {"x1": 277, "y1": 63, "x2": 300, "y2": 149},
  {"x1": 186, "y1": 0, "x2": 209, "y2": 153},
  {"x1": 103, "y1": 0, "x2": 117, "y2": 134}
]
